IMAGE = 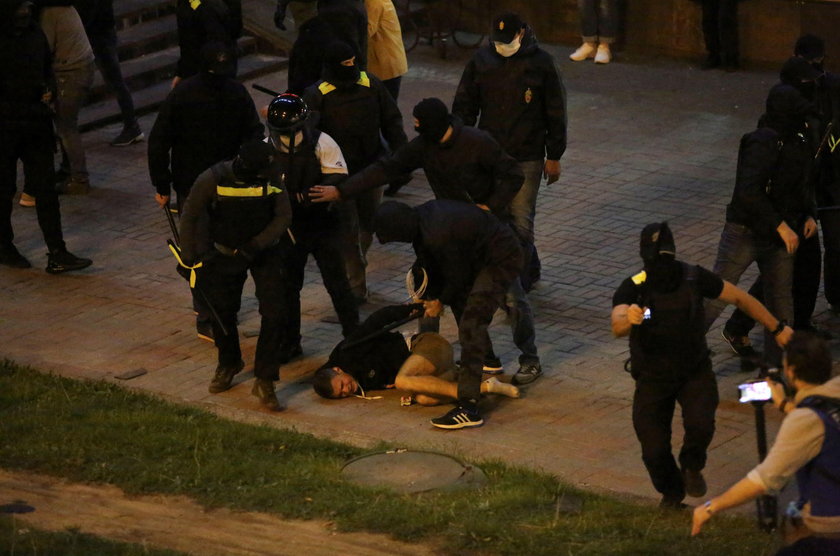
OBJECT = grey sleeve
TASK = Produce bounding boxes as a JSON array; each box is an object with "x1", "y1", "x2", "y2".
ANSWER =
[{"x1": 178, "y1": 169, "x2": 217, "y2": 264}]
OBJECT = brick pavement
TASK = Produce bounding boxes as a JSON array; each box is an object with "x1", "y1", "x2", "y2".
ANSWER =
[{"x1": 3, "y1": 42, "x2": 838, "y2": 508}]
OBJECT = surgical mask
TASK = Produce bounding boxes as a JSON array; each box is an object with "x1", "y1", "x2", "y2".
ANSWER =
[{"x1": 494, "y1": 36, "x2": 521, "y2": 58}]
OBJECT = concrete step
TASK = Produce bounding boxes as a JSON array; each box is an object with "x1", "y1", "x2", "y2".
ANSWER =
[
  {"x1": 88, "y1": 35, "x2": 258, "y2": 103},
  {"x1": 114, "y1": 0, "x2": 177, "y2": 30},
  {"x1": 116, "y1": 13, "x2": 179, "y2": 62},
  {"x1": 79, "y1": 51, "x2": 288, "y2": 132}
]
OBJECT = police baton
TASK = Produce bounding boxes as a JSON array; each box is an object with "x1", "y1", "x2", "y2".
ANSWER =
[
  {"x1": 339, "y1": 307, "x2": 423, "y2": 351},
  {"x1": 814, "y1": 122, "x2": 834, "y2": 160},
  {"x1": 163, "y1": 206, "x2": 230, "y2": 337},
  {"x1": 252, "y1": 83, "x2": 281, "y2": 97}
]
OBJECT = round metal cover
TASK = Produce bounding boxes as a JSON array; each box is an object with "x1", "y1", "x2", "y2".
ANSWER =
[{"x1": 341, "y1": 449, "x2": 487, "y2": 494}]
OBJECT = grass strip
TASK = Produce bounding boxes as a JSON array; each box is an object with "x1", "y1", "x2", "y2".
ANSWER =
[
  {"x1": 1, "y1": 514, "x2": 185, "y2": 555},
  {"x1": 0, "y1": 360, "x2": 779, "y2": 555}
]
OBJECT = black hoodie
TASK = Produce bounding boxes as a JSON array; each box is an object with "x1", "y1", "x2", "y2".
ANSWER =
[
  {"x1": 0, "y1": 0, "x2": 54, "y2": 118},
  {"x1": 452, "y1": 25, "x2": 567, "y2": 163}
]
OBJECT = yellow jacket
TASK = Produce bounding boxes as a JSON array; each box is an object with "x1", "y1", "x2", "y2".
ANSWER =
[{"x1": 365, "y1": 0, "x2": 408, "y2": 81}]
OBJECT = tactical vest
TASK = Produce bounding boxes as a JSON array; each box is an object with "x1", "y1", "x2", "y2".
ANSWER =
[
  {"x1": 273, "y1": 127, "x2": 333, "y2": 229},
  {"x1": 208, "y1": 163, "x2": 280, "y2": 249},
  {"x1": 629, "y1": 263, "x2": 710, "y2": 380},
  {"x1": 795, "y1": 395, "x2": 840, "y2": 517}
]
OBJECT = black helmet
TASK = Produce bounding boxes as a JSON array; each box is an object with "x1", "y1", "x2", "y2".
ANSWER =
[{"x1": 266, "y1": 93, "x2": 310, "y2": 134}]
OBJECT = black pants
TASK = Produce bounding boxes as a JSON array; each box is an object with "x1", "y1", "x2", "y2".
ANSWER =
[
  {"x1": 701, "y1": 0, "x2": 739, "y2": 65},
  {"x1": 451, "y1": 251, "x2": 522, "y2": 406},
  {"x1": 283, "y1": 226, "x2": 359, "y2": 348},
  {"x1": 632, "y1": 365, "x2": 719, "y2": 501},
  {"x1": 0, "y1": 118, "x2": 65, "y2": 253},
  {"x1": 726, "y1": 232, "x2": 822, "y2": 334},
  {"x1": 90, "y1": 28, "x2": 137, "y2": 129},
  {"x1": 200, "y1": 245, "x2": 288, "y2": 380},
  {"x1": 820, "y1": 208, "x2": 840, "y2": 307}
]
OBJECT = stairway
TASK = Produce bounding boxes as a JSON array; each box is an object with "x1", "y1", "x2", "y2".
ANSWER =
[{"x1": 79, "y1": 0, "x2": 289, "y2": 132}]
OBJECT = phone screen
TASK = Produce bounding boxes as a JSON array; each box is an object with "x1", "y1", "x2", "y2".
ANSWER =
[
  {"x1": 738, "y1": 381, "x2": 772, "y2": 403},
  {"x1": 643, "y1": 308, "x2": 651, "y2": 320}
]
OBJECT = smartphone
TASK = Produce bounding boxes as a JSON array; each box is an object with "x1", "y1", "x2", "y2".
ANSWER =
[
  {"x1": 643, "y1": 308, "x2": 651, "y2": 320},
  {"x1": 738, "y1": 380, "x2": 772, "y2": 403}
]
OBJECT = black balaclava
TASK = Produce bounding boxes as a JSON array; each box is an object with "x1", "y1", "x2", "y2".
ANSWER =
[
  {"x1": 763, "y1": 83, "x2": 813, "y2": 137},
  {"x1": 412, "y1": 98, "x2": 451, "y2": 143},
  {"x1": 232, "y1": 139, "x2": 276, "y2": 183},
  {"x1": 374, "y1": 201, "x2": 419, "y2": 244},
  {"x1": 640, "y1": 222, "x2": 681, "y2": 292},
  {"x1": 793, "y1": 34, "x2": 825, "y2": 73},
  {"x1": 779, "y1": 56, "x2": 821, "y2": 101},
  {"x1": 321, "y1": 41, "x2": 359, "y2": 88},
  {"x1": 3, "y1": 0, "x2": 34, "y2": 36},
  {"x1": 199, "y1": 41, "x2": 235, "y2": 86}
]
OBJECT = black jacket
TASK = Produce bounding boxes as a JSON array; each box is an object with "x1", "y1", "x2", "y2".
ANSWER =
[
  {"x1": 73, "y1": 0, "x2": 114, "y2": 38},
  {"x1": 0, "y1": 0, "x2": 54, "y2": 118},
  {"x1": 413, "y1": 200, "x2": 522, "y2": 305},
  {"x1": 452, "y1": 26, "x2": 567, "y2": 162},
  {"x1": 147, "y1": 73, "x2": 263, "y2": 196},
  {"x1": 726, "y1": 126, "x2": 815, "y2": 239},
  {"x1": 813, "y1": 72, "x2": 840, "y2": 206},
  {"x1": 303, "y1": 71, "x2": 406, "y2": 173},
  {"x1": 286, "y1": 2, "x2": 367, "y2": 94},
  {"x1": 326, "y1": 304, "x2": 420, "y2": 391},
  {"x1": 339, "y1": 119, "x2": 523, "y2": 216},
  {"x1": 175, "y1": 0, "x2": 241, "y2": 79}
]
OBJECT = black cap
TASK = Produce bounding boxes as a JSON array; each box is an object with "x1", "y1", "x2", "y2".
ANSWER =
[
  {"x1": 640, "y1": 222, "x2": 676, "y2": 262},
  {"x1": 491, "y1": 12, "x2": 524, "y2": 43},
  {"x1": 200, "y1": 41, "x2": 235, "y2": 77},
  {"x1": 780, "y1": 56, "x2": 821, "y2": 84},
  {"x1": 233, "y1": 139, "x2": 276, "y2": 180},
  {"x1": 793, "y1": 34, "x2": 825, "y2": 62}
]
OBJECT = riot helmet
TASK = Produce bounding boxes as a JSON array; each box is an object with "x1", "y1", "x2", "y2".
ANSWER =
[{"x1": 266, "y1": 93, "x2": 310, "y2": 150}]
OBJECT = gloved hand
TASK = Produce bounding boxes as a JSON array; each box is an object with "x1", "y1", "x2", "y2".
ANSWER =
[
  {"x1": 175, "y1": 263, "x2": 191, "y2": 282},
  {"x1": 273, "y1": 7, "x2": 287, "y2": 30}
]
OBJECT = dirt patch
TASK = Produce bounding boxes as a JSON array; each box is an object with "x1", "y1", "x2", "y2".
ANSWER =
[{"x1": 0, "y1": 469, "x2": 437, "y2": 556}]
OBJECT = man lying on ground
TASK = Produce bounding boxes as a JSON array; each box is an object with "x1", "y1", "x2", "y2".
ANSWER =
[{"x1": 312, "y1": 304, "x2": 520, "y2": 405}]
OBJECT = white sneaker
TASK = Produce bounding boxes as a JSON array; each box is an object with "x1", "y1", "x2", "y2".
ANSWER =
[
  {"x1": 569, "y1": 42, "x2": 596, "y2": 62},
  {"x1": 595, "y1": 43, "x2": 612, "y2": 64}
]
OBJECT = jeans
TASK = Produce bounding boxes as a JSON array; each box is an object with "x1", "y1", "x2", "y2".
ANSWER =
[
  {"x1": 55, "y1": 61, "x2": 95, "y2": 182},
  {"x1": 510, "y1": 159, "x2": 543, "y2": 288},
  {"x1": 90, "y1": 28, "x2": 137, "y2": 129},
  {"x1": 701, "y1": 0, "x2": 740, "y2": 65},
  {"x1": 200, "y1": 245, "x2": 289, "y2": 380},
  {"x1": 578, "y1": 0, "x2": 618, "y2": 43},
  {"x1": 726, "y1": 231, "x2": 821, "y2": 333},
  {"x1": 0, "y1": 118, "x2": 65, "y2": 253},
  {"x1": 704, "y1": 222, "x2": 794, "y2": 365},
  {"x1": 632, "y1": 364, "x2": 718, "y2": 502},
  {"x1": 338, "y1": 186, "x2": 382, "y2": 299}
]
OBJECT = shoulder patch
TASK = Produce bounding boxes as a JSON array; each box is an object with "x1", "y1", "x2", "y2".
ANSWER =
[
  {"x1": 189, "y1": 0, "x2": 202, "y2": 10},
  {"x1": 318, "y1": 81, "x2": 336, "y2": 95},
  {"x1": 631, "y1": 271, "x2": 647, "y2": 285},
  {"x1": 357, "y1": 72, "x2": 370, "y2": 88}
]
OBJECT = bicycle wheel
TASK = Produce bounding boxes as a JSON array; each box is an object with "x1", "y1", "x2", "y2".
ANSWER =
[
  {"x1": 396, "y1": 0, "x2": 419, "y2": 53},
  {"x1": 451, "y1": 0, "x2": 487, "y2": 49}
]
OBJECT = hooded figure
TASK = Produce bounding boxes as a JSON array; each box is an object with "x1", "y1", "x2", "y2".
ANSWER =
[
  {"x1": 779, "y1": 56, "x2": 822, "y2": 103},
  {"x1": 412, "y1": 98, "x2": 451, "y2": 144},
  {"x1": 321, "y1": 40, "x2": 359, "y2": 88},
  {"x1": 639, "y1": 222, "x2": 682, "y2": 293}
]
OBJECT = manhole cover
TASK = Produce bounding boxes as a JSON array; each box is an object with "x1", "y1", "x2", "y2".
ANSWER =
[{"x1": 341, "y1": 450, "x2": 486, "y2": 494}]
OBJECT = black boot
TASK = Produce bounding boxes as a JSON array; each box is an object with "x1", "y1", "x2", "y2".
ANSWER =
[
  {"x1": 46, "y1": 249, "x2": 92, "y2": 274},
  {"x1": 0, "y1": 243, "x2": 31, "y2": 268}
]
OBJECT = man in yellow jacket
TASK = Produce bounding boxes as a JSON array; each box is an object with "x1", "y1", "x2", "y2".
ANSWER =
[{"x1": 365, "y1": 0, "x2": 407, "y2": 100}]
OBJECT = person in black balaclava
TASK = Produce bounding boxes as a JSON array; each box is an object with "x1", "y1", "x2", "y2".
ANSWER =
[
  {"x1": 310, "y1": 97, "x2": 544, "y2": 385},
  {"x1": 0, "y1": 0, "x2": 92, "y2": 273},
  {"x1": 302, "y1": 40, "x2": 406, "y2": 304},
  {"x1": 612, "y1": 222, "x2": 793, "y2": 509},
  {"x1": 373, "y1": 199, "x2": 524, "y2": 430},
  {"x1": 173, "y1": 0, "x2": 241, "y2": 88},
  {"x1": 705, "y1": 81, "x2": 818, "y2": 367},
  {"x1": 177, "y1": 139, "x2": 292, "y2": 411},
  {"x1": 148, "y1": 40, "x2": 263, "y2": 341}
]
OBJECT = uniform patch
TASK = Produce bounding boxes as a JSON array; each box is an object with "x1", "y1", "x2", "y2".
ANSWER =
[
  {"x1": 524, "y1": 88, "x2": 532, "y2": 104},
  {"x1": 189, "y1": 0, "x2": 202, "y2": 10},
  {"x1": 631, "y1": 271, "x2": 647, "y2": 285}
]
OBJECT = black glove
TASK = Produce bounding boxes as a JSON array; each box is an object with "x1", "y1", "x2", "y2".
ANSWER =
[{"x1": 175, "y1": 264, "x2": 191, "y2": 282}]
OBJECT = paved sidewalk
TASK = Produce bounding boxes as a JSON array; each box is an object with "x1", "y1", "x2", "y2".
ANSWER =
[{"x1": 3, "y1": 43, "x2": 838, "y2": 507}]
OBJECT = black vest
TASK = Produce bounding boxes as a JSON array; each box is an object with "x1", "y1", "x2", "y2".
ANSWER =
[
  {"x1": 273, "y1": 127, "x2": 337, "y2": 231},
  {"x1": 629, "y1": 263, "x2": 710, "y2": 381},
  {"x1": 208, "y1": 163, "x2": 278, "y2": 249}
]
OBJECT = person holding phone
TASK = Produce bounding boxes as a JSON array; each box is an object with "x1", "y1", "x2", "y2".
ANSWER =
[
  {"x1": 692, "y1": 332, "x2": 840, "y2": 555},
  {"x1": 611, "y1": 222, "x2": 793, "y2": 509}
]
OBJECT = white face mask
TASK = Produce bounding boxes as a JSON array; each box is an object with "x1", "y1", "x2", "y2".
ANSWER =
[{"x1": 493, "y1": 36, "x2": 521, "y2": 58}]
